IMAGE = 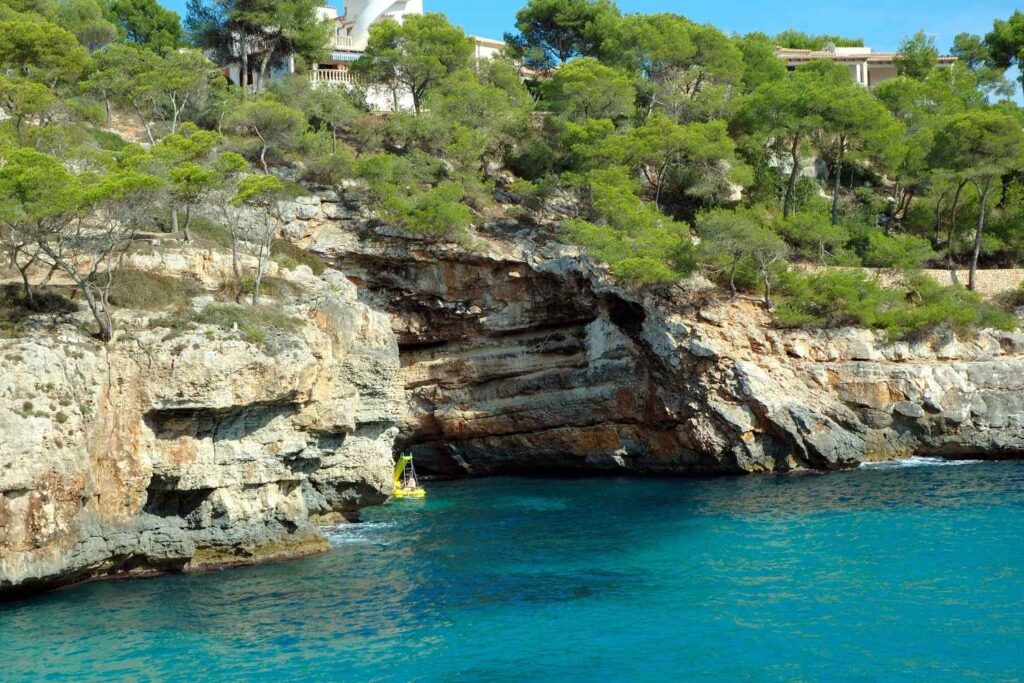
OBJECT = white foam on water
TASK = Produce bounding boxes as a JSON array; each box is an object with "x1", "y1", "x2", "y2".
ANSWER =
[
  {"x1": 859, "y1": 456, "x2": 984, "y2": 470},
  {"x1": 321, "y1": 521, "x2": 395, "y2": 547}
]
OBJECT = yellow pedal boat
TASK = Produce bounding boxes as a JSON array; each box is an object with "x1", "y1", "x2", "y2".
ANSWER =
[{"x1": 393, "y1": 454, "x2": 426, "y2": 499}]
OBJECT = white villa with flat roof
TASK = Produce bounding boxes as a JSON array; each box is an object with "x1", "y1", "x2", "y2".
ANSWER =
[
  {"x1": 226, "y1": 3, "x2": 956, "y2": 108},
  {"x1": 776, "y1": 45, "x2": 956, "y2": 87},
  {"x1": 306, "y1": 1, "x2": 504, "y2": 109},
  {"x1": 223, "y1": 1, "x2": 505, "y2": 110}
]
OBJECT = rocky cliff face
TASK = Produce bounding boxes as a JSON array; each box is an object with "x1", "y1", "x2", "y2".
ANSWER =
[
  {"x1": 0, "y1": 268, "x2": 404, "y2": 595},
  {"x1": 278, "y1": 190, "x2": 1024, "y2": 476},
  {"x1": 6, "y1": 188, "x2": 1022, "y2": 595}
]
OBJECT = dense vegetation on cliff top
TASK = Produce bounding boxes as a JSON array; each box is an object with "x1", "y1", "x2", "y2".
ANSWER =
[{"x1": 2, "y1": 0, "x2": 1024, "y2": 341}]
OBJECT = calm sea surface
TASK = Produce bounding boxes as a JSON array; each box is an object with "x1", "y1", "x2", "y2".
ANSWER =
[{"x1": 3, "y1": 459, "x2": 1023, "y2": 682}]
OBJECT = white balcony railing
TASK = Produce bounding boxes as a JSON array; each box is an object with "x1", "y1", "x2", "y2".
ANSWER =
[
  {"x1": 310, "y1": 68, "x2": 359, "y2": 85},
  {"x1": 330, "y1": 34, "x2": 359, "y2": 50}
]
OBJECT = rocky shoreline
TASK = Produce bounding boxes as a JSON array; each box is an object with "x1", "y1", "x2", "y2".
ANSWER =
[
  {"x1": 1, "y1": 267, "x2": 404, "y2": 596},
  {"x1": 3, "y1": 187, "x2": 1024, "y2": 597},
  {"x1": 296, "y1": 189, "x2": 1024, "y2": 475}
]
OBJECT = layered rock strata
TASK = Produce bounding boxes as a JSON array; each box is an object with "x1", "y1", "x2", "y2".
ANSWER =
[
  {"x1": 5, "y1": 186, "x2": 1024, "y2": 595},
  {"x1": 282, "y1": 190, "x2": 1024, "y2": 475},
  {"x1": 0, "y1": 268, "x2": 403, "y2": 595}
]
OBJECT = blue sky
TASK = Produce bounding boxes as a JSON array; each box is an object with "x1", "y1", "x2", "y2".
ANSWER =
[{"x1": 158, "y1": 0, "x2": 1020, "y2": 53}]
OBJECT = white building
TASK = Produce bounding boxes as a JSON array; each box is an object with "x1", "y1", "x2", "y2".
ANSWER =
[
  {"x1": 308, "y1": 2, "x2": 505, "y2": 110},
  {"x1": 776, "y1": 45, "x2": 956, "y2": 87},
  {"x1": 222, "y1": 2, "x2": 505, "y2": 110},
  {"x1": 313, "y1": 0, "x2": 423, "y2": 55}
]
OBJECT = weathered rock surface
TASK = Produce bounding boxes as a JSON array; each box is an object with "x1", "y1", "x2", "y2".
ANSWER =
[
  {"x1": 11, "y1": 188, "x2": 1020, "y2": 593},
  {"x1": 282, "y1": 189, "x2": 1024, "y2": 476},
  {"x1": 0, "y1": 268, "x2": 404, "y2": 596}
]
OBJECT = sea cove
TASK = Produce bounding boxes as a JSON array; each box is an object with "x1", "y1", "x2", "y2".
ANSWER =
[
  {"x1": 4, "y1": 460, "x2": 1022, "y2": 681},
  {"x1": 5, "y1": 0, "x2": 1024, "y2": 677}
]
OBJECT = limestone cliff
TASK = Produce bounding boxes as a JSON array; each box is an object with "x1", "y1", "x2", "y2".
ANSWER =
[
  {"x1": 0, "y1": 267, "x2": 404, "y2": 595},
  {"x1": 6, "y1": 187, "x2": 1024, "y2": 595},
  {"x1": 276, "y1": 189, "x2": 1024, "y2": 476}
]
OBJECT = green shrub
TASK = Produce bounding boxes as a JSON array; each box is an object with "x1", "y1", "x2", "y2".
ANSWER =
[
  {"x1": 776, "y1": 269, "x2": 899, "y2": 329},
  {"x1": 791, "y1": 177, "x2": 829, "y2": 215},
  {"x1": 238, "y1": 275, "x2": 296, "y2": 299},
  {"x1": 611, "y1": 257, "x2": 680, "y2": 283},
  {"x1": 861, "y1": 231, "x2": 936, "y2": 270},
  {"x1": 997, "y1": 280, "x2": 1024, "y2": 311},
  {"x1": 192, "y1": 303, "x2": 303, "y2": 347},
  {"x1": 383, "y1": 182, "x2": 474, "y2": 239},
  {"x1": 91, "y1": 127, "x2": 130, "y2": 152},
  {"x1": 214, "y1": 276, "x2": 297, "y2": 304},
  {"x1": 296, "y1": 130, "x2": 356, "y2": 185},
  {"x1": 189, "y1": 215, "x2": 234, "y2": 249},
  {"x1": 271, "y1": 239, "x2": 326, "y2": 275},
  {"x1": 564, "y1": 167, "x2": 695, "y2": 284},
  {"x1": 776, "y1": 270, "x2": 1015, "y2": 339},
  {"x1": 105, "y1": 270, "x2": 204, "y2": 311},
  {"x1": 774, "y1": 212, "x2": 853, "y2": 264},
  {"x1": 355, "y1": 152, "x2": 418, "y2": 200},
  {"x1": 507, "y1": 137, "x2": 557, "y2": 180}
]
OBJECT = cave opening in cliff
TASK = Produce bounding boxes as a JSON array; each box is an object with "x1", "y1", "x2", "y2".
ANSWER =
[
  {"x1": 143, "y1": 477, "x2": 213, "y2": 518},
  {"x1": 603, "y1": 295, "x2": 646, "y2": 338},
  {"x1": 398, "y1": 338, "x2": 450, "y2": 353}
]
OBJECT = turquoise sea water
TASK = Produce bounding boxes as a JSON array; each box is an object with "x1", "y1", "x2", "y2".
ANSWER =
[{"x1": 3, "y1": 459, "x2": 1023, "y2": 682}]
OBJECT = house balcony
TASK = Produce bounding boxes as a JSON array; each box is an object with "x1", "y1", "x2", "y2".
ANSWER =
[
  {"x1": 330, "y1": 34, "x2": 362, "y2": 51},
  {"x1": 310, "y1": 68, "x2": 359, "y2": 85}
]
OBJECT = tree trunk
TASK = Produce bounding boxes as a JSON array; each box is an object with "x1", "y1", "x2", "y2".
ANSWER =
[
  {"x1": 227, "y1": 224, "x2": 242, "y2": 290},
  {"x1": 728, "y1": 257, "x2": 738, "y2": 297},
  {"x1": 934, "y1": 189, "x2": 947, "y2": 246},
  {"x1": 252, "y1": 233, "x2": 267, "y2": 306},
  {"x1": 132, "y1": 99, "x2": 155, "y2": 145},
  {"x1": 182, "y1": 205, "x2": 192, "y2": 243},
  {"x1": 830, "y1": 137, "x2": 844, "y2": 226},
  {"x1": 170, "y1": 95, "x2": 180, "y2": 133},
  {"x1": 12, "y1": 116, "x2": 24, "y2": 145},
  {"x1": 49, "y1": 258, "x2": 114, "y2": 342},
  {"x1": 240, "y1": 29, "x2": 249, "y2": 98},
  {"x1": 16, "y1": 254, "x2": 36, "y2": 309},
  {"x1": 969, "y1": 179, "x2": 991, "y2": 293},
  {"x1": 232, "y1": 238, "x2": 241, "y2": 282},
  {"x1": 762, "y1": 269, "x2": 774, "y2": 310},
  {"x1": 898, "y1": 188, "x2": 915, "y2": 223},
  {"x1": 259, "y1": 143, "x2": 269, "y2": 173},
  {"x1": 783, "y1": 133, "x2": 801, "y2": 218},
  {"x1": 256, "y1": 50, "x2": 273, "y2": 93},
  {"x1": 229, "y1": 226, "x2": 242, "y2": 284},
  {"x1": 170, "y1": 207, "x2": 179, "y2": 235},
  {"x1": 83, "y1": 285, "x2": 113, "y2": 342},
  {"x1": 653, "y1": 160, "x2": 671, "y2": 211},
  {"x1": 947, "y1": 179, "x2": 968, "y2": 284}
]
